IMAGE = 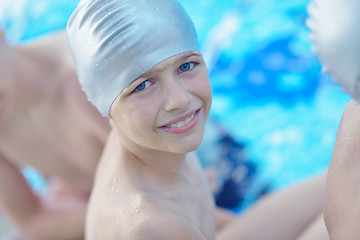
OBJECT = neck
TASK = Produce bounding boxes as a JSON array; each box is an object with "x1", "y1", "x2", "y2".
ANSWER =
[{"x1": 111, "y1": 127, "x2": 190, "y2": 180}]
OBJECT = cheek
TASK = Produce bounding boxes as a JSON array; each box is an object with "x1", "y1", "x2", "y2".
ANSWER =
[
  {"x1": 191, "y1": 74, "x2": 212, "y2": 106},
  {"x1": 124, "y1": 101, "x2": 158, "y2": 131}
]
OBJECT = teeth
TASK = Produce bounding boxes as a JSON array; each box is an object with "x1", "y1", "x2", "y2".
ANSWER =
[
  {"x1": 167, "y1": 113, "x2": 195, "y2": 128},
  {"x1": 184, "y1": 116, "x2": 192, "y2": 125}
]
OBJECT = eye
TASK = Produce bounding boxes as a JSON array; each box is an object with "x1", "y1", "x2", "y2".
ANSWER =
[
  {"x1": 133, "y1": 80, "x2": 153, "y2": 93},
  {"x1": 178, "y1": 62, "x2": 195, "y2": 73}
]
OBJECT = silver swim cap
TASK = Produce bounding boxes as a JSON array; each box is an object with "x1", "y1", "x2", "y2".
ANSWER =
[{"x1": 67, "y1": 0, "x2": 199, "y2": 116}]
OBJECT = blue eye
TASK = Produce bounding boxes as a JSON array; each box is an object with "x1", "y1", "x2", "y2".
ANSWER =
[
  {"x1": 179, "y1": 62, "x2": 195, "y2": 72},
  {"x1": 134, "y1": 80, "x2": 152, "y2": 92}
]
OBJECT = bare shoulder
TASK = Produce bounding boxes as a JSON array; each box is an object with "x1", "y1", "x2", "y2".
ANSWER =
[
  {"x1": 123, "y1": 202, "x2": 208, "y2": 240},
  {"x1": 86, "y1": 191, "x2": 207, "y2": 240},
  {"x1": 19, "y1": 31, "x2": 74, "y2": 72},
  {"x1": 325, "y1": 99, "x2": 360, "y2": 239},
  {"x1": 334, "y1": 99, "x2": 360, "y2": 152},
  {"x1": 343, "y1": 99, "x2": 360, "y2": 116}
]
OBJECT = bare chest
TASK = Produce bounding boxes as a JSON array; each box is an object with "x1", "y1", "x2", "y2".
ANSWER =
[{"x1": 163, "y1": 173, "x2": 216, "y2": 239}]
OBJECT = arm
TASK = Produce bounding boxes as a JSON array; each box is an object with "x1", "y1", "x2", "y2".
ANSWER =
[
  {"x1": 0, "y1": 155, "x2": 86, "y2": 240},
  {"x1": 324, "y1": 99, "x2": 360, "y2": 239},
  {"x1": 296, "y1": 214, "x2": 329, "y2": 240},
  {"x1": 217, "y1": 171, "x2": 327, "y2": 240},
  {"x1": 215, "y1": 207, "x2": 236, "y2": 232}
]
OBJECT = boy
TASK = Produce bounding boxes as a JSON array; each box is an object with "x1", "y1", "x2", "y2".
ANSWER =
[
  {"x1": 68, "y1": 0, "x2": 328, "y2": 239},
  {"x1": 67, "y1": 1, "x2": 215, "y2": 238},
  {"x1": 0, "y1": 30, "x2": 110, "y2": 239}
]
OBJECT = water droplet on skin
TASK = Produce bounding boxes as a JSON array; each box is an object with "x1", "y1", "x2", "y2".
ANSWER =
[
  {"x1": 344, "y1": 135, "x2": 352, "y2": 142},
  {"x1": 338, "y1": 134, "x2": 352, "y2": 144},
  {"x1": 111, "y1": 177, "x2": 120, "y2": 192},
  {"x1": 132, "y1": 206, "x2": 139, "y2": 215}
]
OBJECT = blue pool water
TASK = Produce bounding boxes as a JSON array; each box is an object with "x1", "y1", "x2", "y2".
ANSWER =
[{"x1": 0, "y1": 0, "x2": 351, "y2": 211}]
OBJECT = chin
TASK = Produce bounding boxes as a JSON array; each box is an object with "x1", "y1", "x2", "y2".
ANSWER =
[{"x1": 173, "y1": 134, "x2": 204, "y2": 154}]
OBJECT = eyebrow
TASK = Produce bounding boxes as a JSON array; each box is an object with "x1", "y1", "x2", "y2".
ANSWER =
[
  {"x1": 179, "y1": 52, "x2": 201, "y2": 62},
  {"x1": 151, "y1": 51, "x2": 201, "y2": 73},
  {"x1": 130, "y1": 52, "x2": 201, "y2": 84}
]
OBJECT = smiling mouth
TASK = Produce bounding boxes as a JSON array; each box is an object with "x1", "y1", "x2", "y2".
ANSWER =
[
  {"x1": 165, "y1": 112, "x2": 196, "y2": 128},
  {"x1": 159, "y1": 108, "x2": 201, "y2": 134}
]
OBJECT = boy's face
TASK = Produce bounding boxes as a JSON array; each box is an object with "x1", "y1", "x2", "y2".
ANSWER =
[{"x1": 110, "y1": 51, "x2": 212, "y2": 154}]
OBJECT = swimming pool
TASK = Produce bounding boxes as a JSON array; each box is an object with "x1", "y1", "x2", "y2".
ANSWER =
[{"x1": 0, "y1": 0, "x2": 351, "y2": 211}]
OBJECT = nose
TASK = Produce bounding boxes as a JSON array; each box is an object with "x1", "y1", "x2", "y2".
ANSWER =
[{"x1": 163, "y1": 77, "x2": 191, "y2": 112}]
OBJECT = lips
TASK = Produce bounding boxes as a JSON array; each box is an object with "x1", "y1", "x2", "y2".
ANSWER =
[
  {"x1": 159, "y1": 108, "x2": 201, "y2": 134},
  {"x1": 165, "y1": 112, "x2": 195, "y2": 128}
]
